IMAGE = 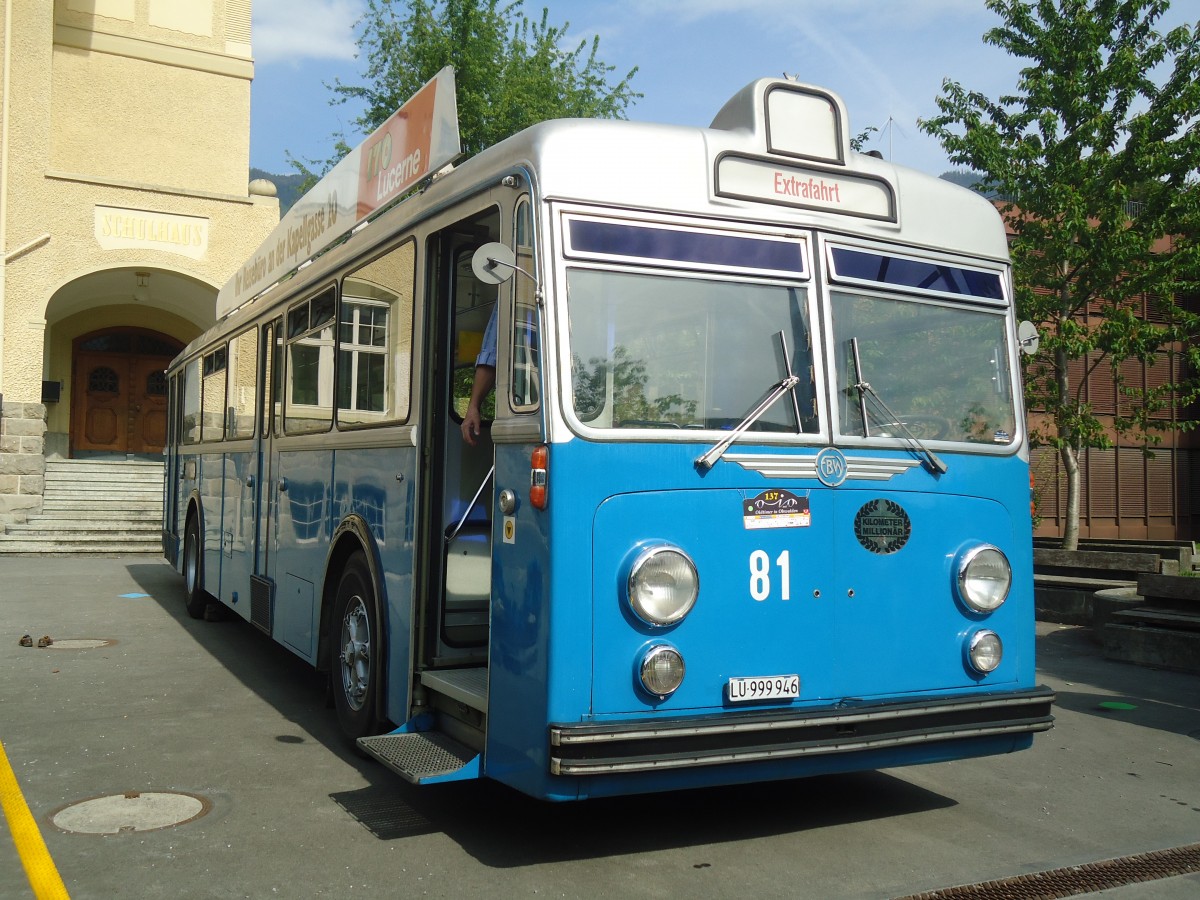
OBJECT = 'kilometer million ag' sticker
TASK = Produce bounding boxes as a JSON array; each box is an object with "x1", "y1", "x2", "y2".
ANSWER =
[
  {"x1": 744, "y1": 490, "x2": 811, "y2": 530},
  {"x1": 854, "y1": 498, "x2": 911, "y2": 554}
]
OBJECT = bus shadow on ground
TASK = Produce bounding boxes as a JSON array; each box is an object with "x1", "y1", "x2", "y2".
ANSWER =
[
  {"x1": 330, "y1": 762, "x2": 955, "y2": 865},
  {"x1": 125, "y1": 561, "x2": 370, "y2": 760},
  {"x1": 127, "y1": 562, "x2": 955, "y2": 865}
]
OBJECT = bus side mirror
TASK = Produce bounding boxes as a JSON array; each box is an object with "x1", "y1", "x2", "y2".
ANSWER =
[
  {"x1": 1017, "y1": 320, "x2": 1039, "y2": 356},
  {"x1": 472, "y1": 242, "x2": 540, "y2": 290},
  {"x1": 472, "y1": 242, "x2": 517, "y2": 284}
]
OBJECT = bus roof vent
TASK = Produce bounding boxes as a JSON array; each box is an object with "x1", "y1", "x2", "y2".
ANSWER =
[{"x1": 710, "y1": 78, "x2": 850, "y2": 168}]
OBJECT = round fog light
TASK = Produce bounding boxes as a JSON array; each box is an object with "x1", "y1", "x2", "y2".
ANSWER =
[
  {"x1": 968, "y1": 630, "x2": 1003, "y2": 674},
  {"x1": 640, "y1": 645, "x2": 685, "y2": 698}
]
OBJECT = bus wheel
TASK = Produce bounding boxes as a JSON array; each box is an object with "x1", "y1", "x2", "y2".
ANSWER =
[
  {"x1": 332, "y1": 553, "x2": 380, "y2": 740},
  {"x1": 183, "y1": 515, "x2": 210, "y2": 619}
]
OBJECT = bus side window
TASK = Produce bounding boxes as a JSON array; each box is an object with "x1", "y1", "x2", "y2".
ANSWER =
[
  {"x1": 284, "y1": 287, "x2": 337, "y2": 434},
  {"x1": 337, "y1": 239, "x2": 416, "y2": 427},
  {"x1": 181, "y1": 357, "x2": 202, "y2": 445},
  {"x1": 511, "y1": 197, "x2": 540, "y2": 411},
  {"x1": 201, "y1": 346, "x2": 227, "y2": 442},
  {"x1": 227, "y1": 326, "x2": 258, "y2": 439}
]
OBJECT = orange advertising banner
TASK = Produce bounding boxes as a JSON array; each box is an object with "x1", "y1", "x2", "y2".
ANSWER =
[
  {"x1": 217, "y1": 67, "x2": 460, "y2": 318},
  {"x1": 355, "y1": 74, "x2": 442, "y2": 220}
]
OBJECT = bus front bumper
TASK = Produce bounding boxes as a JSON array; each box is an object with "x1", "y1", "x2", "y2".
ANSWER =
[{"x1": 548, "y1": 686, "x2": 1055, "y2": 776}]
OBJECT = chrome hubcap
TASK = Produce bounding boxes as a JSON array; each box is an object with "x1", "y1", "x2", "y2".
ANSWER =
[
  {"x1": 184, "y1": 530, "x2": 198, "y2": 593},
  {"x1": 338, "y1": 597, "x2": 370, "y2": 711}
]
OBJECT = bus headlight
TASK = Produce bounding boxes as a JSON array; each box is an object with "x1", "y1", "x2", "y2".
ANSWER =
[
  {"x1": 956, "y1": 545, "x2": 1011, "y2": 613},
  {"x1": 967, "y1": 630, "x2": 1003, "y2": 674},
  {"x1": 627, "y1": 546, "x2": 699, "y2": 626},
  {"x1": 639, "y1": 645, "x2": 685, "y2": 698}
]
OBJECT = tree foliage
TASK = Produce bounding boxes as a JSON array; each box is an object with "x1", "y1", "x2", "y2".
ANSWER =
[
  {"x1": 293, "y1": 0, "x2": 639, "y2": 180},
  {"x1": 920, "y1": 0, "x2": 1200, "y2": 548}
]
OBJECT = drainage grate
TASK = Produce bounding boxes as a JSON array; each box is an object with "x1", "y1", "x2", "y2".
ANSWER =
[{"x1": 896, "y1": 843, "x2": 1200, "y2": 899}]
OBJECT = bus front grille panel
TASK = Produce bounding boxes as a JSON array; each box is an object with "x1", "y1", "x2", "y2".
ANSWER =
[{"x1": 548, "y1": 687, "x2": 1055, "y2": 776}]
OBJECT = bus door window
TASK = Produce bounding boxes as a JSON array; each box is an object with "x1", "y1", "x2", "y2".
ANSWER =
[
  {"x1": 510, "y1": 198, "x2": 540, "y2": 411},
  {"x1": 426, "y1": 207, "x2": 501, "y2": 659}
]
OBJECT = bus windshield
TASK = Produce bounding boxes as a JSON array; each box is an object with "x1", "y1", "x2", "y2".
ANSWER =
[
  {"x1": 832, "y1": 290, "x2": 1017, "y2": 445},
  {"x1": 565, "y1": 268, "x2": 815, "y2": 433}
]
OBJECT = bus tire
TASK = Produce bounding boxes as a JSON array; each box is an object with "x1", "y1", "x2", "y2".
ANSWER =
[
  {"x1": 183, "y1": 514, "x2": 210, "y2": 619},
  {"x1": 331, "y1": 553, "x2": 381, "y2": 741}
]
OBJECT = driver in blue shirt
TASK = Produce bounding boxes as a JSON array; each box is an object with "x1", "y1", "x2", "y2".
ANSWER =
[{"x1": 460, "y1": 305, "x2": 497, "y2": 446}]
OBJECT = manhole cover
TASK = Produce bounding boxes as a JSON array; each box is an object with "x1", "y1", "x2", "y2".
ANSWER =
[
  {"x1": 51, "y1": 791, "x2": 210, "y2": 834},
  {"x1": 46, "y1": 639, "x2": 117, "y2": 650}
]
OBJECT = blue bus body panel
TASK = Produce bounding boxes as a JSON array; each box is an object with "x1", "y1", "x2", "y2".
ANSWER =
[
  {"x1": 330, "y1": 445, "x2": 419, "y2": 729},
  {"x1": 483, "y1": 439, "x2": 1037, "y2": 800}
]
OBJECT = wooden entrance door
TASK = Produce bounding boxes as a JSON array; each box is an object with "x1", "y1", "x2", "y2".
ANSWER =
[{"x1": 72, "y1": 329, "x2": 181, "y2": 455}]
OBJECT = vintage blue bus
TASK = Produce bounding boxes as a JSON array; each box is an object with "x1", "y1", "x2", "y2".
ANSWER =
[{"x1": 163, "y1": 74, "x2": 1054, "y2": 801}]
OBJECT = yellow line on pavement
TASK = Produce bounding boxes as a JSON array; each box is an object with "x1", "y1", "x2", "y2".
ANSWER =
[{"x1": 0, "y1": 738, "x2": 70, "y2": 900}]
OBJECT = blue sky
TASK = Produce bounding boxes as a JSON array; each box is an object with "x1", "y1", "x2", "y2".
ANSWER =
[{"x1": 249, "y1": 0, "x2": 1194, "y2": 178}]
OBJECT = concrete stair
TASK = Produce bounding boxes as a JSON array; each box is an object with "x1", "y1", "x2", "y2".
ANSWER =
[{"x1": 0, "y1": 458, "x2": 163, "y2": 555}]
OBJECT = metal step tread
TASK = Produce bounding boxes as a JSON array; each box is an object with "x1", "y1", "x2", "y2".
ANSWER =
[
  {"x1": 357, "y1": 731, "x2": 478, "y2": 784},
  {"x1": 420, "y1": 667, "x2": 488, "y2": 712}
]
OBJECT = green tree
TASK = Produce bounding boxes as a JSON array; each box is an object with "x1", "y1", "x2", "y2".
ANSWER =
[
  {"x1": 294, "y1": 0, "x2": 639, "y2": 181},
  {"x1": 920, "y1": 0, "x2": 1200, "y2": 549}
]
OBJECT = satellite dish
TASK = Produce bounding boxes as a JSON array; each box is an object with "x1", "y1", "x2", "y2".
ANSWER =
[
  {"x1": 1017, "y1": 320, "x2": 1040, "y2": 356},
  {"x1": 472, "y1": 242, "x2": 516, "y2": 285}
]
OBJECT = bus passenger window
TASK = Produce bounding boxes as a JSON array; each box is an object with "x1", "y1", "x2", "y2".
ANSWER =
[
  {"x1": 227, "y1": 327, "x2": 258, "y2": 439},
  {"x1": 201, "y1": 346, "x2": 227, "y2": 442},
  {"x1": 181, "y1": 357, "x2": 202, "y2": 445},
  {"x1": 284, "y1": 287, "x2": 337, "y2": 434},
  {"x1": 338, "y1": 240, "x2": 416, "y2": 427}
]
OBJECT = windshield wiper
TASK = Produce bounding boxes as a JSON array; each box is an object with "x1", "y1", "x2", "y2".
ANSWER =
[
  {"x1": 696, "y1": 332, "x2": 801, "y2": 471},
  {"x1": 849, "y1": 337, "x2": 947, "y2": 475}
]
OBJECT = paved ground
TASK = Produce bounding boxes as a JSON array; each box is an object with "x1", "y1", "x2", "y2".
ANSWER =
[{"x1": 1, "y1": 556, "x2": 1198, "y2": 899}]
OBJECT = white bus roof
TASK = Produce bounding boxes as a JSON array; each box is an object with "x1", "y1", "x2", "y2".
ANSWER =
[{"x1": 204, "y1": 78, "x2": 1007, "y2": 341}]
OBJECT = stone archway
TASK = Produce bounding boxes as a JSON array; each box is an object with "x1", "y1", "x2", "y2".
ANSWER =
[{"x1": 71, "y1": 328, "x2": 183, "y2": 457}]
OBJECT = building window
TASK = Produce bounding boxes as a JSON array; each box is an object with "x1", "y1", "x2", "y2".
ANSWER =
[{"x1": 88, "y1": 366, "x2": 119, "y2": 394}]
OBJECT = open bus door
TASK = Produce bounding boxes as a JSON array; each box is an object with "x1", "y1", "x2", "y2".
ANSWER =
[{"x1": 358, "y1": 205, "x2": 503, "y2": 782}]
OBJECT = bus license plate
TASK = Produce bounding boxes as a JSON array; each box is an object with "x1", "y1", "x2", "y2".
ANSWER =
[{"x1": 727, "y1": 675, "x2": 799, "y2": 703}]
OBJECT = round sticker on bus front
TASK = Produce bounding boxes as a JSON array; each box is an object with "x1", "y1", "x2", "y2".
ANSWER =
[{"x1": 853, "y1": 499, "x2": 911, "y2": 554}]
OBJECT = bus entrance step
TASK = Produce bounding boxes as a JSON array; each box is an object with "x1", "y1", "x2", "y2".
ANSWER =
[{"x1": 357, "y1": 731, "x2": 480, "y2": 785}]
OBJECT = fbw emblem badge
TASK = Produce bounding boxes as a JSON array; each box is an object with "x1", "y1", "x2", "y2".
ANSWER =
[{"x1": 815, "y1": 447, "x2": 848, "y2": 487}]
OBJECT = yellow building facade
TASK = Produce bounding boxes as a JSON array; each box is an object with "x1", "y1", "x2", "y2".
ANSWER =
[{"x1": 0, "y1": 0, "x2": 278, "y2": 523}]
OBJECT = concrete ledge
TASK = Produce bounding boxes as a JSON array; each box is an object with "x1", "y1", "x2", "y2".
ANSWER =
[
  {"x1": 1034, "y1": 574, "x2": 1136, "y2": 625},
  {"x1": 1136, "y1": 573, "x2": 1200, "y2": 608},
  {"x1": 1091, "y1": 586, "x2": 1143, "y2": 632},
  {"x1": 1034, "y1": 538, "x2": 1193, "y2": 570},
  {"x1": 1034, "y1": 548, "x2": 1162, "y2": 579},
  {"x1": 1101, "y1": 623, "x2": 1200, "y2": 675}
]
